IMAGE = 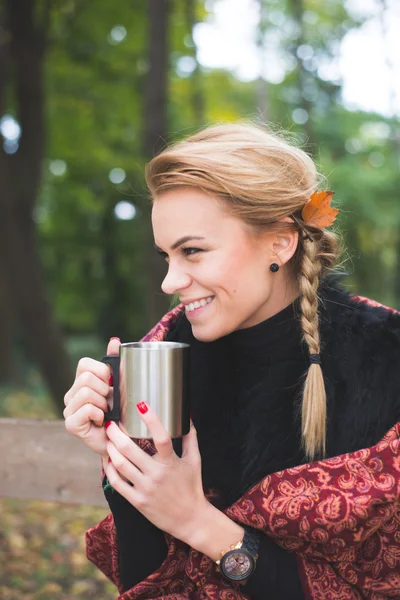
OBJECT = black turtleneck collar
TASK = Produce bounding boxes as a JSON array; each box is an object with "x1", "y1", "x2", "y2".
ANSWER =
[
  {"x1": 223, "y1": 296, "x2": 305, "y2": 380},
  {"x1": 225, "y1": 295, "x2": 301, "y2": 348},
  {"x1": 166, "y1": 291, "x2": 309, "y2": 506}
]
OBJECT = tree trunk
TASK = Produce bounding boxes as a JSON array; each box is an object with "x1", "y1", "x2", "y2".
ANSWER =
[
  {"x1": 0, "y1": 212, "x2": 75, "y2": 409},
  {"x1": 144, "y1": 0, "x2": 171, "y2": 328},
  {"x1": 185, "y1": 0, "x2": 205, "y2": 126},
  {"x1": 0, "y1": 0, "x2": 74, "y2": 413},
  {"x1": 255, "y1": 0, "x2": 269, "y2": 122},
  {"x1": 0, "y1": 0, "x2": 18, "y2": 383},
  {"x1": 378, "y1": 0, "x2": 400, "y2": 307},
  {"x1": 289, "y1": 0, "x2": 315, "y2": 149},
  {"x1": 0, "y1": 255, "x2": 19, "y2": 383}
]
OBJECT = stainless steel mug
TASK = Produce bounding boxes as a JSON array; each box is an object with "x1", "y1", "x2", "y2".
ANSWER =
[{"x1": 102, "y1": 342, "x2": 191, "y2": 439}]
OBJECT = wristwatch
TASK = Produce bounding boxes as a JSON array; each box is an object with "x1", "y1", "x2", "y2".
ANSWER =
[{"x1": 216, "y1": 526, "x2": 260, "y2": 582}]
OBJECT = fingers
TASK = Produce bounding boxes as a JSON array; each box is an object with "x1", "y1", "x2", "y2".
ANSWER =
[
  {"x1": 107, "y1": 440, "x2": 144, "y2": 486},
  {"x1": 136, "y1": 402, "x2": 175, "y2": 463},
  {"x1": 106, "y1": 337, "x2": 120, "y2": 356},
  {"x1": 105, "y1": 461, "x2": 141, "y2": 506},
  {"x1": 64, "y1": 368, "x2": 110, "y2": 408},
  {"x1": 63, "y1": 339, "x2": 121, "y2": 458},
  {"x1": 105, "y1": 421, "x2": 153, "y2": 472},
  {"x1": 65, "y1": 402, "x2": 106, "y2": 434},
  {"x1": 181, "y1": 419, "x2": 201, "y2": 461},
  {"x1": 76, "y1": 356, "x2": 110, "y2": 381},
  {"x1": 65, "y1": 338, "x2": 120, "y2": 409},
  {"x1": 63, "y1": 385, "x2": 109, "y2": 419}
]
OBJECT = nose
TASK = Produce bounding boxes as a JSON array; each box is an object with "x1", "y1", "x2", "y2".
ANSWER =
[{"x1": 161, "y1": 262, "x2": 192, "y2": 295}]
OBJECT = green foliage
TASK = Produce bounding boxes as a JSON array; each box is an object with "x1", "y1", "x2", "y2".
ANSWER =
[{"x1": 8, "y1": 0, "x2": 400, "y2": 396}]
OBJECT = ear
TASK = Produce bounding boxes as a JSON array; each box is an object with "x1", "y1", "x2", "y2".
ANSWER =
[{"x1": 270, "y1": 217, "x2": 299, "y2": 267}]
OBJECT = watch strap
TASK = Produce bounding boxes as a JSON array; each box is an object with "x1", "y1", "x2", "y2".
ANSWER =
[{"x1": 242, "y1": 525, "x2": 260, "y2": 559}]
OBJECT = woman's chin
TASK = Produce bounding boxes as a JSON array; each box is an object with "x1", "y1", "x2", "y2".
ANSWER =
[{"x1": 191, "y1": 322, "x2": 230, "y2": 343}]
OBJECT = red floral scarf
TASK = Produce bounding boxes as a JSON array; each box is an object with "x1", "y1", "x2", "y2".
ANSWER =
[{"x1": 86, "y1": 301, "x2": 400, "y2": 599}]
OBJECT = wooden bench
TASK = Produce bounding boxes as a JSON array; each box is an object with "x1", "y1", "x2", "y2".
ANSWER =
[{"x1": 0, "y1": 418, "x2": 107, "y2": 506}]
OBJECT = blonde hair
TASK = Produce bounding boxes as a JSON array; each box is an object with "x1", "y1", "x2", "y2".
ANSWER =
[{"x1": 145, "y1": 122, "x2": 341, "y2": 460}]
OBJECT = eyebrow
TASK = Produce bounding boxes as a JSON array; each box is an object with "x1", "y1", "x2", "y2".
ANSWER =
[{"x1": 154, "y1": 235, "x2": 206, "y2": 253}]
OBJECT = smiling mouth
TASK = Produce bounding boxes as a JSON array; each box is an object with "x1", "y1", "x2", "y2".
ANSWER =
[{"x1": 184, "y1": 296, "x2": 214, "y2": 314}]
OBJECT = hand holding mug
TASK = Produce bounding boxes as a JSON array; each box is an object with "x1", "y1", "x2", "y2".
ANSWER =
[
  {"x1": 63, "y1": 337, "x2": 121, "y2": 457},
  {"x1": 104, "y1": 404, "x2": 208, "y2": 543}
]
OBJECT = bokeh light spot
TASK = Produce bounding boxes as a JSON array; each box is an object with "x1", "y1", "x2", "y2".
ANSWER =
[
  {"x1": 177, "y1": 56, "x2": 197, "y2": 77},
  {"x1": 114, "y1": 201, "x2": 136, "y2": 220},
  {"x1": 368, "y1": 151, "x2": 385, "y2": 167},
  {"x1": 0, "y1": 115, "x2": 21, "y2": 141},
  {"x1": 109, "y1": 25, "x2": 127, "y2": 44},
  {"x1": 345, "y1": 138, "x2": 362, "y2": 154},
  {"x1": 297, "y1": 45, "x2": 314, "y2": 61},
  {"x1": 292, "y1": 108, "x2": 309, "y2": 124},
  {"x1": 109, "y1": 168, "x2": 126, "y2": 184},
  {"x1": 3, "y1": 139, "x2": 19, "y2": 154},
  {"x1": 49, "y1": 160, "x2": 67, "y2": 176}
]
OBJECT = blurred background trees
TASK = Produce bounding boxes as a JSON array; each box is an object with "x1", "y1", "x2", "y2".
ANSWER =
[{"x1": 0, "y1": 0, "x2": 399, "y2": 415}]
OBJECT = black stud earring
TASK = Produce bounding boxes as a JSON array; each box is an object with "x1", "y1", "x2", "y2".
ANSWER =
[{"x1": 270, "y1": 263, "x2": 280, "y2": 273}]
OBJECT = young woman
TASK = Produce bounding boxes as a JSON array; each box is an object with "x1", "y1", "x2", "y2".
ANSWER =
[{"x1": 64, "y1": 123, "x2": 400, "y2": 599}]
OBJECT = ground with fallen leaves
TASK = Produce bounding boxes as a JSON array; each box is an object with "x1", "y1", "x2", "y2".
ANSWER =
[
  {"x1": 1, "y1": 381, "x2": 116, "y2": 599},
  {"x1": 0, "y1": 498, "x2": 116, "y2": 599}
]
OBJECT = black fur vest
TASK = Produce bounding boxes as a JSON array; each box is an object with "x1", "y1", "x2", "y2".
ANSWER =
[{"x1": 166, "y1": 278, "x2": 400, "y2": 509}]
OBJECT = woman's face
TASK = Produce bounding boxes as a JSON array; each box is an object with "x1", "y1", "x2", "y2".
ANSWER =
[{"x1": 152, "y1": 188, "x2": 298, "y2": 342}]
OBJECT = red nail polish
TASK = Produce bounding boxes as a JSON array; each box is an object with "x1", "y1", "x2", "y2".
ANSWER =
[
  {"x1": 108, "y1": 457, "x2": 112, "y2": 463},
  {"x1": 108, "y1": 374, "x2": 114, "y2": 386},
  {"x1": 110, "y1": 337, "x2": 120, "y2": 342},
  {"x1": 105, "y1": 421, "x2": 112, "y2": 429},
  {"x1": 137, "y1": 402, "x2": 148, "y2": 414}
]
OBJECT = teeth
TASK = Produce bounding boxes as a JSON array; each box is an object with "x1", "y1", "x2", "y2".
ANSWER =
[{"x1": 185, "y1": 296, "x2": 214, "y2": 312}]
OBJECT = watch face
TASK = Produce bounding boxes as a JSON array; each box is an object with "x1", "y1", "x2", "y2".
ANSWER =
[{"x1": 220, "y1": 550, "x2": 254, "y2": 581}]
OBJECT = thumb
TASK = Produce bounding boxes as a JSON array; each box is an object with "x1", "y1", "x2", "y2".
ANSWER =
[
  {"x1": 104, "y1": 337, "x2": 120, "y2": 408},
  {"x1": 106, "y1": 336, "x2": 121, "y2": 356},
  {"x1": 182, "y1": 419, "x2": 200, "y2": 459}
]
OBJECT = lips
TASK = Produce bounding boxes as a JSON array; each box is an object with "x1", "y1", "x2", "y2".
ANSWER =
[{"x1": 184, "y1": 296, "x2": 214, "y2": 313}]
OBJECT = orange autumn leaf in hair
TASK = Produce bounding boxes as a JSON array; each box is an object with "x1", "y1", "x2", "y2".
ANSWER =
[{"x1": 301, "y1": 190, "x2": 339, "y2": 228}]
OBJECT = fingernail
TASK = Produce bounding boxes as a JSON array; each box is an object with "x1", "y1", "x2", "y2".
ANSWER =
[
  {"x1": 105, "y1": 421, "x2": 112, "y2": 429},
  {"x1": 137, "y1": 402, "x2": 148, "y2": 414},
  {"x1": 108, "y1": 457, "x2": 112, "y2": 463},
  {"x1": 108, "y1": 374, "x2": 114, "y2": 386},
  {"x1": 110, "y1": 337, "x2": 120, "y2": 342}
]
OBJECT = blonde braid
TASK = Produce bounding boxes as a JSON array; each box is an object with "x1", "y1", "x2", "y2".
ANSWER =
[{"x1": 298, "y1": 237, "x2": 327, "y2": 459}]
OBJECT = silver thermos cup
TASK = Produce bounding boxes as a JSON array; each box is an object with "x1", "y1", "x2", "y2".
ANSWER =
[{"x1": 102, "y1": 342, "x2": 190, "y2": 439}]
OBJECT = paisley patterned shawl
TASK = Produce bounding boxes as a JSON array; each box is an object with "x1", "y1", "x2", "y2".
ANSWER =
[{"x1": 86, "y1": 298, "x2": 400, "y2": 600}]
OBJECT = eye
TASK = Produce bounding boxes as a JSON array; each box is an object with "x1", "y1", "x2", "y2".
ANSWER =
[
  {"x1": 155, "y1": 247, "x2": 203, "y2": 263},
  {"x1": 182, "y1": 247, "x2": 202, "y2": 257}
]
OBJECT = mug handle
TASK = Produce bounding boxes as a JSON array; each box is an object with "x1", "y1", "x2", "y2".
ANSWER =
[{"x1": 102, "y1": 355, "x2": 120, "y2": 421}]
